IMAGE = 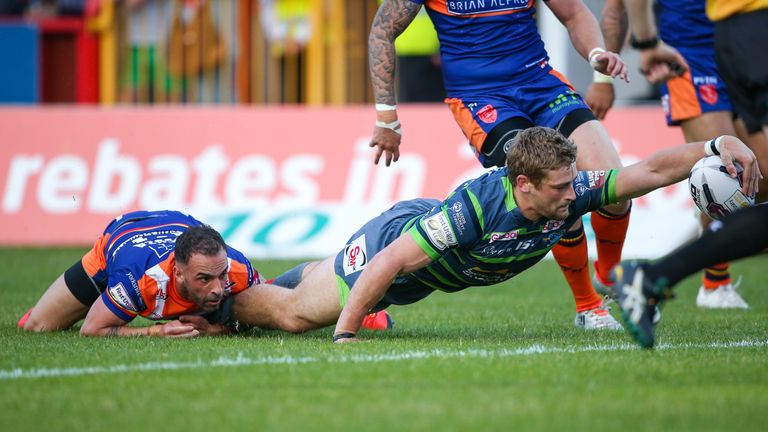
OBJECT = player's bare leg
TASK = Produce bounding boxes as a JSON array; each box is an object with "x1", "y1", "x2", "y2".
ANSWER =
[
  {"x1": 233, "y1": 256, "x2": 342, "y2": 333},
  {"x1": 23, "y1": 273, "x2": 90, "y2": 332}
]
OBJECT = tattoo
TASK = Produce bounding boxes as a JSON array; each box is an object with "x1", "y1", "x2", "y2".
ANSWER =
[
  {"x1": 106, "y1": 326, "x2": 120, "y2": 337},
  {"x1": 369, "y1": 0, "x2": 423, "y2": 104},
  {"x1": 600, "y1": 0, "x2": 628, "y2": 53}
]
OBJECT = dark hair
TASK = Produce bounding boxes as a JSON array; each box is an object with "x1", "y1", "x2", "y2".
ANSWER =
[
  {"x1": 505, "y1": 127, "x2": 578, "y2": 186},
  {"x1": 175, "y1": 225, "x2": 227, "y2": 265}
]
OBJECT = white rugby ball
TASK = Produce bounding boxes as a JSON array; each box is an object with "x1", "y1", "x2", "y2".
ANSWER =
[{"x1": 688, "y1": 155, "x2": 754, "y2": 220}]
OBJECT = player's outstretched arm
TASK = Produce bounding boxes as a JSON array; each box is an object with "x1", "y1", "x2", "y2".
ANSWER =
[
  {"x1": 614, "y1": 136, "x2": 761, "y2": 201},
  {"x1": 80, "y1": 296, "x2": 199, "y2": 337},
  {"x1": 333, "y1": 233, "x2": 432, "y2": 343},
  {"x1": 368, "y1": 0, "x2": 421, "y2": 166}
]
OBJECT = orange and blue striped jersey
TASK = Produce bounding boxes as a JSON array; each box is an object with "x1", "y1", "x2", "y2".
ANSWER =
[
  {"x1": 411, "y1": 0, "x2": 550, "y2": 94},
  {"x1": 84, "y1": 210, "x2": 259, "y2": 322}
]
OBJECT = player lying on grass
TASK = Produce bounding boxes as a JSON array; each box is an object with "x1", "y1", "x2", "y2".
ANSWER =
[
  {"x1": 611, "y1": 204, "x2": 768, "y2": 349},
  {"x1": 18, "y1": 211, "x2": 261, "y2": 337},
  {"x1": 229, "y1": 126, "x2": 760, "y2": 342}
]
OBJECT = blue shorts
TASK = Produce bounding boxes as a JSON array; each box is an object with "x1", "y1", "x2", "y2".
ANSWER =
[
  {"x1": 333, "y1": 199, "x2": 440, "y2": 310},
  {"x1": 660, "y1": 46, "x2": 732, "y2": 126},
  {"x1": 446, "y1": 69, "x2": 592, "y2": 157}
]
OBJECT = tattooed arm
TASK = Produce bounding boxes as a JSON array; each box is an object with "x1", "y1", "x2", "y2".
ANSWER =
[{"x1": 368, "y1": 0, "x2": 422, "y2": 167}]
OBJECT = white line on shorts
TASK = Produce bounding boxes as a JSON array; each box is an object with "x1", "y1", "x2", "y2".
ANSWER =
[{"x1": 1, "y1": 339, "x2": 765, "y2": 380}]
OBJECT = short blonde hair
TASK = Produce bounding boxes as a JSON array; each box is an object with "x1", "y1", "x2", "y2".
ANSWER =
[{"x1": 505, "y1": 127, "x2": 577, "y2": 186}]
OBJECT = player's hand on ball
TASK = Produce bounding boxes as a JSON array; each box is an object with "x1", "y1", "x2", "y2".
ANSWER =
[{"x1": 719, "y1": 136, "x2": 762, "y2": 196}]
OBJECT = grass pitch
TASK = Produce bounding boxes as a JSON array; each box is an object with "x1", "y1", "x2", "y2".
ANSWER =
[{"x1": 1, "y1": 247, "x2": 766, "y2": 431}]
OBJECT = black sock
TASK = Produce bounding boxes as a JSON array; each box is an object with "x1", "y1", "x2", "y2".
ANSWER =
[{"x1": 646, "y1": 205, "x2": 768, "y2": 288}]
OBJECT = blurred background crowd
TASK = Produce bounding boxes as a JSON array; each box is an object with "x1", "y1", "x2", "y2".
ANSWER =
[{"x1": 0, "y1": 0, "x2": 656, "y2": 106}]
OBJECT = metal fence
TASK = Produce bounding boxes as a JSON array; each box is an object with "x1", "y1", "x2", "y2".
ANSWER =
[{"x1": 92, "y1": 0, "x2": 378, "y2": 105}]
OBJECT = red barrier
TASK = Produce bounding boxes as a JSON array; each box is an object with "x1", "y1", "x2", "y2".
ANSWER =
[{"x1": 0, "y1": 105, "x2": 691, "y2": 258}]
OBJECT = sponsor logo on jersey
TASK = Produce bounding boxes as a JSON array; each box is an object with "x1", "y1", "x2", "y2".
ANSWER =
[
  {"x1": 449, "y1": 201, "x2": 467, "y2": 236},
  {"x1": 343, "y1": 234, "x2": 368, "y2": 276},
  {"x1": 423, "y1": 212, "x2": 457, "y2": 250},
  {"x1": 461, "y1": 266, "x2": 512, "y2": 284},
  {"x1": 126, "y1": 271, "x2": 139, "y2": 291},
  {"x1": 587, "y1": 170, "x2": 607, "y2": 188},
  {"x1": 489, "y1": 230, "x2": 519, "y2": 243},
  {"x1": 112, "y1": 230, "x2": 181, "y2": 260},
  {"x1": 108, "y1": 282, "x2": 138, "y2": 312},
  {"x1": 477, "y1": 104, "x2": 498, "y2": 124},
  {"x1": 574, "y1": 182, "x2": 588, "y2": 196},
  {"x1": 548, "y1": 91, "x2": 581, "y2": 113},
  {"x1": 445, "y1": 0, "x2": 531, "y2": 16},
  {"x1": 542, "y1": 220, "x2": 565, "y2": 233},
  {"x1": 699, "y1": 84, "x2": 718, "y2": 105}
]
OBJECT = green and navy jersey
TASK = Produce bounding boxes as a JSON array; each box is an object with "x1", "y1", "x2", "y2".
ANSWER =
[{"x1": 334, "y1": 167, "x2": 618, "y2": 309}]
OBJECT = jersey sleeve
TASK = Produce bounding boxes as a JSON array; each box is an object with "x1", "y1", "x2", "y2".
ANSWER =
[
  {"x1": 101, "y1": 268, "x2": 146, "y2": 322},
  {"x1": 571, "y1": 169, "x2": 620, "y2": 216},
  {"x1": 407, "y1": 191, "x2": 482, "y2": 260},
  {"x1": 225, "y1": 246, "x2": 259, "y2": 295}
]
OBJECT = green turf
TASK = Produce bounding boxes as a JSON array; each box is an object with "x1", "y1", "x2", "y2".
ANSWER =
[{"x1": 1, "y1": 247, "x2": 766, "y2": 431}]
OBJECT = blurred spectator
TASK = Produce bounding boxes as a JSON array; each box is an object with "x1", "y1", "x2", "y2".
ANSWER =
[
  {"x1": 120, "y1": 0, "x2": 178, "y2": 103},
  {"x1": 26, "y1": 0, "x2": 83, "y2": 17},
  {"x1": 0, "y1": 0, "x2": 28, "y2": 15},
  {"x1": 167, "y1": 0, "x2": 228, "y2": 101}
]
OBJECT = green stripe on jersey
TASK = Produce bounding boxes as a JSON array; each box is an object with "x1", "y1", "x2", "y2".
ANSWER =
[
  {"x1": 425, "y1": 262, "x2": 463, "y2": 288},
  {"x1": 336, "y1": 275, "x2": 351, "y2": 308},
  {"x1": 408, "y1": 225, "x2": 441, "y2": 260},
  {"x1": 603, "y1": 169, "x2": 619, "y2": 205},
  {"x1": 501, "y1": 176, "x2": 518, "y2": 212},
  {"x1": 466, "y1": 189, "x2": 485, "y2": 232}
]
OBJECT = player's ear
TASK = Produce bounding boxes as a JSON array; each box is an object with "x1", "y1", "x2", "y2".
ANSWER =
[
  {"x1": 515, "y1": 174, "x2": 532, "y2": 192},
  {"x1": 173, "y1": 265, "x2": 183, "y2": 281}
]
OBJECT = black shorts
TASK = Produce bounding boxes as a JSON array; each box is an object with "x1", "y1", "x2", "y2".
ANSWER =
[
  {"x1": 714, "y1": 9, "x2": 768, "y2": 134},
  {"x1": 64, "y1": 260, "x2": 106, "y2": 306}
]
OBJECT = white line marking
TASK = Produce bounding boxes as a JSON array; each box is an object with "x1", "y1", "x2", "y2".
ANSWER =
[{"x1": 1, "y1": 339, "x2": 766, "y2": 380}]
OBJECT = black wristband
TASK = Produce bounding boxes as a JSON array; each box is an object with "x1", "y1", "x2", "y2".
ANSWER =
[
  {"x1": 707, "y1": 139, "x2": 721, "y2": 156},
  {"x1": 332, "y1": 332, "x2": 356, "y2": 342},
  {"x1": 630, "y1": 35, "x2": 659, "y2": 50}
]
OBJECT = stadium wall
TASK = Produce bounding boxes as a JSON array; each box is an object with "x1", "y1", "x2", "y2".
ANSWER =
[{"x1": 0, "y1": 105, "x2": 694, "y2": 259}]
